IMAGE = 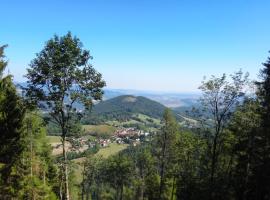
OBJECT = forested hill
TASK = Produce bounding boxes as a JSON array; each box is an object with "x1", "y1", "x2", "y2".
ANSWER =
[
  {"x1": 83, "y1": 95, "x2": 167, "y2": 123},
  {"x1": 93, "y1": 95, "x2": 166, "y2": 118}
]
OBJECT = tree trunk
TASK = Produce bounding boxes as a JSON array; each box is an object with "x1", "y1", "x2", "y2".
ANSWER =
[
  {"x1": 60, "y1": 171, "x2": 63, "y2": 200},
  {"x1": 210, "y1": 123, "x2": 221, "y2": 199},
  {"x1": 159, "y1": 132, "x2": 167, "y2": 199},
  {"x1": 171, "y1": 176, "x2": 176, "y2": 200},
  {"x1": 140, "y1": 181, "x2": 145, "y2": 200},
  {"x1": 81, "y1": 165, "x2": 86, "y2": 200},
  {"x1": 62, "y1": 136, "x2": 70, "y2": 200},
  {"x1": 120, "y1": 184, "x2": 123, "y2": 200},
  {"x1": 43, "y1": 167, "x2": 46, "y2": 186}
]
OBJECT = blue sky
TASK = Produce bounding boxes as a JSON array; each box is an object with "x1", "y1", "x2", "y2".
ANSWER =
[{"x1": 1, "y1": 0, "x2": 270, "y2": 92}]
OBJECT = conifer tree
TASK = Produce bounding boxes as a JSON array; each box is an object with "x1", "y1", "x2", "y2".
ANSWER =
[
  {"x1": 157, "y1": 108, "x2": 178, "y2": 199},
  {"x1": 254, "y1": 54, "x2": 270, "y2": 198},
  {"x1": 18, "y1": 112, "x2": 58, "y2": 199},
  {"x1": 0, "y1": 45, "x2": 25, "y2": 195}
]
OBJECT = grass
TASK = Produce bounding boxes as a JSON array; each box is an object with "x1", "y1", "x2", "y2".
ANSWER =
[
  {"x1": 71, "y1": 143, "x2": 129, "y2": 162},
  {"x1": 135, "y1": 113, "x2": 161, "y2": 125},
  {"x1": 47, "y1": 136, "x2": 62, "y2": 143},
  {"x1": 96, "y1": 143, "x2": 128, "y2": 158},
  {"x1": 83, "y1": 124, "x2": 116, "y2": 137},
  {"x1": 107, "y1": 114, "x2": 161, "y2": 126}
]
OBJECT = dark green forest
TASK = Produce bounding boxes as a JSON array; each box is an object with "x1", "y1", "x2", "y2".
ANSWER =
[{"x1": 1, "y1": 33, "x2": 270, "y2": 200}]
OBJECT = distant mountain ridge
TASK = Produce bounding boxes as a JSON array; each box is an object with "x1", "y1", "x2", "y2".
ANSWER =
[
  {"x1": 15, "y1": 82, "x2": 200, "y2": 108},
  {"x1": 103, "y1": 89, "x2": 200, "y2": 108}
]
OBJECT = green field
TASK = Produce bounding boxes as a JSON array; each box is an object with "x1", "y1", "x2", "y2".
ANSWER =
[
  {"x1": 96, "y1": 143, "x2": 129, "y2": 158},
  {"x1": 72, "y1": 143, "x2": 128, "y2": 164},
  {"x1": 83, "y1": 124, "x2": 116, "y2": 138},
  {"x1": 136, "y1": 113, "x2": 161, "y2": 125},
  {"x1": 107, "y1": 113, "x2": 160, "y2": 125},
  {"x1": 47, "y1": 136, "x2": 62, "y2": 143}
]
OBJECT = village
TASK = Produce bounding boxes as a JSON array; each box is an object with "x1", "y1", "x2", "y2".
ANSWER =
[{"x1": 51, "y1": 127, "x2": 151, "y2": 156}]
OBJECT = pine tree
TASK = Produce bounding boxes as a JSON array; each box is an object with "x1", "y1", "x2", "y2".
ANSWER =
[
  {"x1": 254, "y1": 54, "x2": 270, "y2": 199},
  {"x1": 0, "y1": 45, "x2": 26, "y2": 198},
  {"x1": 18, "y1": 112, "x2": 58, "y2": 199},
  {"x1": 229, "y1": 98, "x2": 261, "y2": 199},
  {"x1": 157, "y1": 108, "x2": 179, "y2": 200}
]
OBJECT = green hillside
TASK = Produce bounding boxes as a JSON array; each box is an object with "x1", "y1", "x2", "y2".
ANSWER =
[{"x1": 82, "y1": 95, "x2": 167, "y2": 124}]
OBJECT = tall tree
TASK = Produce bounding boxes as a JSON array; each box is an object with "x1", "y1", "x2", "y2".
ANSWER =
[
  {"x1": 81, "y1": 155, "x2": 103, "y2": 200},
  {"x1": 0, "y1": 45, "x2": 25, "y2": 189},
  {"x1": 102, "y1": 154, "x2": 133, "y2": 200},
  {"x1": 25, "y1": 32, "x2": 106, "y2": 200},
  {"x1": 229, "y1": 98, "x2": 261, "y2": 199},
  {"x1": 157, "y1": 108, "x2": 178, "y2": 200},
  {"x1": 175, "y1": 130, "x2": 206, "y2": 200},
  {"x1": 134, "y1": 147, "x2": 155, "y2": 200},
  {"x1": 198, "y1": 71, "x2": 248, "y2": 199},
  {"x1": 254, "y1": 54, "x2": 270, "y2": 199},
  {"x1": 18, "y1": 112, "x2": 58, "y2": 199}
]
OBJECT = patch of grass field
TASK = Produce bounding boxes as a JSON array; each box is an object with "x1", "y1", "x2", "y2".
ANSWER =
[
  {"x1": 71, "y1": 143, "x2": 128, "y2": 163},
  {"x1": 107, "y1": 114, "x2": 161, "y2": 127},
  {"x1": 135, "y1": 113, "x2": 161, "y2": 125},
  {"x1": 47, "y1": 136, "x2": 62, "y2": 143},
  {"x1": 97, "y1": 143, "x2": 128, "y2": 158},
  {"x1": 106, "y1": 120, "x2": 121, "y2": 126},
  {"x1": 83, "y1": 124, "x2": 116, "y2": 138}
]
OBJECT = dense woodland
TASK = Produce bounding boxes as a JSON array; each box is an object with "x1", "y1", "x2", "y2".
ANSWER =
[{"x1": 1, "y1": 33, "x2": 270, "y2": 200}]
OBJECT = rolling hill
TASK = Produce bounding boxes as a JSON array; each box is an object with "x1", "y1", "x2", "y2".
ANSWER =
[{"x1": 82, "y1": 95, "x2": 167, "y2": 124}]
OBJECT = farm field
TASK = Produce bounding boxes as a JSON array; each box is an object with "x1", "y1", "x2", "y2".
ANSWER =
[
  {"x1": 47, "y1": 135, "x2": 62, "y2": 143},
  {"x1": 82, "y1": 124, "x2": 116, "y2": 137},
  {"x1": 96, "y1": 143, "x2": 129, "y2": 158}
]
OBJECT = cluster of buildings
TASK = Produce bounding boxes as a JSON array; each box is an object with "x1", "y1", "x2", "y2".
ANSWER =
[
  {"x1": 53, "y1": 127, "x2": 151, "y2": 155},
  {"x1": 114, "y1": 128, "x2": 144, "y2": 138},
  {"x1": 112, "y1": 128, "x2": 150, "y2": 146}
]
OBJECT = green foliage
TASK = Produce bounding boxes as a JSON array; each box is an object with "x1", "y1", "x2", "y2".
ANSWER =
[
  {"x1": 22, "y1": 113, "x2": 58, "y2": 198},
  {"x1": 253, "y1": 54, "x2": 270, "y2": 198},
  {"x1": 156, "y1": 108, "x2": 179, "y2": 199},
  {"x1": 0, "y1": 111, "x2": 58, "y2": 199},
  {"x1": 102, "y1": 154, "x2": 134, "y2": 200},
  {"x1": 0, "y1": 45, "x2": 26, "y2": 198},
  {"x1": 18, "y1": 175, "x2": 57, "y2": 200},
  {"x1": 197, "y1": 70, "x2": 249, "y2": 199},
  {"x1": 25, "y1": 32, "x2": 106, "y2": 138},
  {"x1": 0, "y1": 45, "x2": 25, "y2": 169},
  {"x1": 228, "y1": 98, "x2": 261, "y2": 199}
]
